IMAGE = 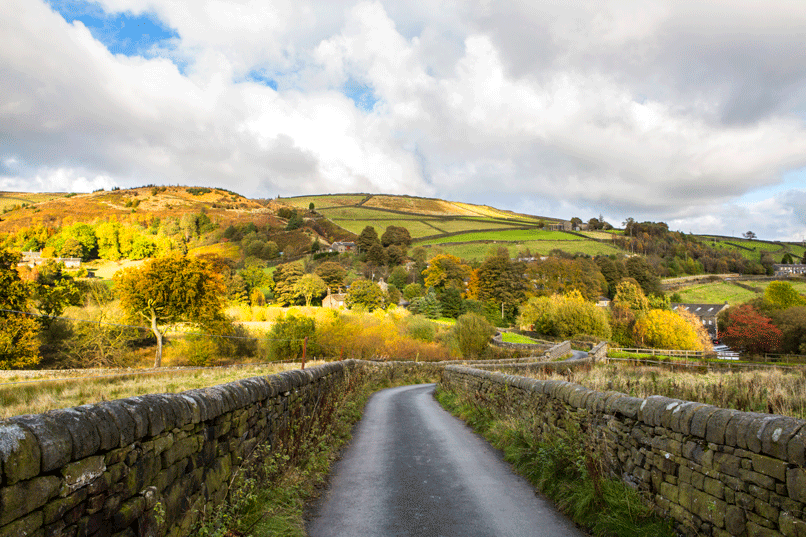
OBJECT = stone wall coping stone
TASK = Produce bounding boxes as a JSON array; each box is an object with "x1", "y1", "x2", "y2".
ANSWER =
[
  {"x1": 45, "y1": 408, "x2": 101, "y2": 461},
  {"x1": 10, "y1": 414, "x2": 73, "y2": 473}
]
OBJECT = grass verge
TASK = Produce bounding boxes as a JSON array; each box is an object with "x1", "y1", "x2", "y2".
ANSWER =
[
  {"x1": 191, "y1": 366, "x2": 437, "y2": 536},
  {"x1": 435, "y1": 387, "x2": 675, "y2": 537}
]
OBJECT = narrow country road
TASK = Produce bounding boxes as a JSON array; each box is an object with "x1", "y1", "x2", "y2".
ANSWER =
[{"x1": 306, "y1": 384, "x2": 587, "y2": 537}]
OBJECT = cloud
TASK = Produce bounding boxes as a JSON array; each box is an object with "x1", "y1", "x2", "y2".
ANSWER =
[{"x1": 1, "y1": 0, "x2": 805, "y2": 241}]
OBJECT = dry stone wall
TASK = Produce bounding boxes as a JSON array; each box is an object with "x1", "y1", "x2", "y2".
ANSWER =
[
  {"x1": 0, "y1": 360, "x2": 375, "y2": 537},
  {"x1": 440, "y1": 365, "x2": 806, "y2": 537}
]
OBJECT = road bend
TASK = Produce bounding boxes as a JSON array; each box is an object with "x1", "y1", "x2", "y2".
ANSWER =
[{"x1": 306, "y1": 384, "x2": 587, "y2": 537}]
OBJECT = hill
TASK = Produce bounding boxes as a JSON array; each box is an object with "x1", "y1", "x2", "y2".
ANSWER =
[{"x1": 1, "y1": 188, "x2": 804, "y2": 268}]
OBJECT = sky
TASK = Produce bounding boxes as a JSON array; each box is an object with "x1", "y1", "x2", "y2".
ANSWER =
[{"x1": 2, "y1": 1, "x2": 806, "y2": 241}]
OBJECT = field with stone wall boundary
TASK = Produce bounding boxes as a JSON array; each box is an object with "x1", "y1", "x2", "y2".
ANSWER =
[{"x1": 439, "y1": 365, "x2": 806, "y2": 537}]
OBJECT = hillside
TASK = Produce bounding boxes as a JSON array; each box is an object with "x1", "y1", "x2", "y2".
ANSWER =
[
  {"x1": 280, "y1": 193, "x2": 621, "y2": 260},
  {"x1": 1, "y1": 188, "x2": 804, "y2": 267}
]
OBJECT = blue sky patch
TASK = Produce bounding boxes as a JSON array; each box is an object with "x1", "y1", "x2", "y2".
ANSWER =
[
  {"x1": 246, "y1": 70, "x2": 279, "y2": 90},
  {"x1": 343, "y1": 79, "x2": 378, "y2": 112},
  {"x1": 47, "y1": 0, "x2": 178, "y2": 57}
]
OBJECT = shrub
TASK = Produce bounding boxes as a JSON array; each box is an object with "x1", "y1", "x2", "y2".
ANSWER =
[
  {"x1": 404, "y1": 315, "x2": 436, "y2": 342},
  {"x1": 267, "y1": 314, "x2": 319, "y2": 360},
  {"x1": 453, "y1": 312, "x2": 495, "y2": 358}
]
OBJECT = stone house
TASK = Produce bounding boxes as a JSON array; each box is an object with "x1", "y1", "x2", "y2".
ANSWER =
[
  {"x1": 322, "y1": 289, "x2": 347, "y2": 309},
  {"x1": 330, "y1": 241, "x2": 356, "y2": 253},
  {"x1": 773, "y1": 264, "x2": 806, "y2": 277}
]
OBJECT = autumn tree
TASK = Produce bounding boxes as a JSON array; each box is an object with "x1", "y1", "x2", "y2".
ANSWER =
[
  {"x1": 771, "y1": 306, "x2": 806, "y2": 354},
  {"x1": 720, "y1": 304, "x2": 782, "y2": 355},
  {"x1": 345, "y1": 279, "x2": 385, "y2": 311},
  {"x1": 525, "y1": 257, "x2": 607, "y2": 301},
  {"x1": 114, "y1": 253, "x2": 226, "y2": 367},
  {"x1": 0, "y1": 250, "x2": 40, "y2": 369},
  {"x1": 295, "y1": 274, "x2": 327, "y2": 306},
  {"x1": 612, "y1": 280, "x2": 650, "y2": 312},
  {"x1": 422, "y1": 254, "x2": 471, "y2": 291},
  {"x1": 632, "y1": 309, "x2": 701, "y2": 350},
  {"x1": 764, "y1": 281, "x2": 806, "y2": 310},
  {"x1": 315, "y1": 261, "x2": 347, "y2": 290},
  {"x1": 518, "y1": 291, "x2": 611, "y2": 339}
]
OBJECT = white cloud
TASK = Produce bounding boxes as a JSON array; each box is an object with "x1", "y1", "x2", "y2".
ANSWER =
[{"x1": 1, "y1": 0, "x2": 805, "y2": 239}]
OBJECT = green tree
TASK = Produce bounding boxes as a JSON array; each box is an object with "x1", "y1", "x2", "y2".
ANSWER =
[
  {"x1": 452, "y1": 312, "x2": 495, "y2": 358},
  {"x1": 285, "y1": 211, "x2": 303, "y2": 231},
  {"x1": 345, "y1": 279, "x2": 385, "y2": 311},
  {"x1": 771, "y1": 306, "x2": 806, "y2": 354},
  {"x1": 309, "y1": 202, "x2": 315, "y2": 211},
  {"x1": 388, "y1": 265, "x2": 409, "y2": 289},
  {"x1": 438, "y1": 287, "x2": 465, "y2": 319},
  {"x1": 525, "y1": 257, "x2": 606, "y2": 301},
  {"x1": 267, "y1": 314, "x2": 319, "y2": 361},
  {"x1": 381, "y1": 225, "x2": 412, "y2": 247},
  {"x1": 114, "y1": 253, "x2": 226, "y2": 367},
  {"x1": 31, "y1": 260, "x2": 82, "y2": 323},
  {"x1": 273, "y1": 263, "x2": 304, "y2": 306},
  {"x1": 315, "y1": 261, "x2": 347, "y2": 290},
  {"x1": 357, "y1": 226, "x2": 380, "y2": 253},
  {"x1": 476, "y1": 250, "x2": 527, "y2": 322},
  {"x1": 0, "y1": 250, "x2": 40, "y2": 369},
  {"x1": 295, "y1": 273, "x2": 327, "y2": 306},
  {"x1": 423, "y1": 254, "x2": 471, "y2": 291},
  {"x1": 367, "y1": 243, "x2": 387, "y2": 266},
  {"x1": 385, "y1": 244, "x2": 406, "y2": 266},
  {"x1": 403, "y1": 283, "x2": 425, "y2": 300},
  {"x1": 409, "y1": 289, "x2": 442, "y2": 319},
  {"x1": 625, "y1": 256, "x2": 662, "y2": 296},
  {"x1": 764, "y1": 281, "x2": 806, "y2": 309}
]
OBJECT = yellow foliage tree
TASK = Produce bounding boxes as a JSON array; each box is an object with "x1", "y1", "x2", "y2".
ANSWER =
[{"x1": 632, "y1": 309, "x2": 700, "y2": 350}]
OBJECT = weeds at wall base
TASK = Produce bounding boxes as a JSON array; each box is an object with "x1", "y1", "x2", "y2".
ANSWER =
[{"x1": 435, "y1": 388, "x2": 676, "y2": 537}]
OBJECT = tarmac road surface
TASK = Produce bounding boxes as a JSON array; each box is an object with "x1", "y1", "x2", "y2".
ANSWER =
[{"x1": 306, "y1": 383, "x2": 587, "y2": 537}]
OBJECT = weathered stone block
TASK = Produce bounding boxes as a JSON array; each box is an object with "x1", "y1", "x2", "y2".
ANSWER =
[
  {"x1": 725, "y1": 505, "x2": 746, "y2": 536},
  {"x1": 751, "y1": 453, "x2": 788, "y2": 482},
  {"x1": 112, "y1": 496, "x2": 145, "y2": 531},
  {"x1": 43, "y1": 488, "x2": 88, "y2": 525},
  {"x1": 0, "y1": 475, "x2": 60, "y2": 526},
  {"x1": 761, "y1": 418, "x2": 804, "y2": 461},
  {"x1": 689, "y1": 406, "x2": 719, "y2": 439},
  {"x1": 0, "y1": 423, "x2": 40, "y2": 485},
  {"x1": 61, "y1": 456, "x2": 105, "y2": 494},
  {"x1": 706, "y1": 409, "x2": 739, "y2": 445},
  {"x1": 787, "y1": 468, "x2": 806, "y2": 504},
  {"x1": 779, "y1": 511, "x2": 806, "y2": 537},
  {"x1": 0, "y1": 510, "x2": 43, "y2": 537},
  {"x1": 11, "y1": 415, "x2": 72, "y2": 473}
]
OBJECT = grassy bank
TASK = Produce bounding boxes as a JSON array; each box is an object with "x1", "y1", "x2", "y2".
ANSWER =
[{"x1": 435, "y1": 387, "x2": 674, "y2": 537}]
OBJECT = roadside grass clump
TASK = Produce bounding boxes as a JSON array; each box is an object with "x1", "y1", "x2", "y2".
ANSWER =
[
  {"x1": 436, "y1": 388, "x2": 675, "y2": 537},
  {"x1": 191, "y1": 366, "x2": 438, "y2": 537}
]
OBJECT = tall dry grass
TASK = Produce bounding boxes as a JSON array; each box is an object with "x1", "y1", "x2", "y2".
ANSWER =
[
  {"x1": 521, "y1": 363, "x2": 806, "y2": 419},
  {"x1": 0, "y1": 362, "x2": 325, "y2": 419}
]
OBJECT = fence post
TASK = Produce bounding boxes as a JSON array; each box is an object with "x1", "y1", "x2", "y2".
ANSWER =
[{"x1": 302, "y1": 337, "x2": 307, "y2": 370}]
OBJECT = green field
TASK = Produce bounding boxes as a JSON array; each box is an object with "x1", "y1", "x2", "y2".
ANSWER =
[
  {"x1": 328, "y1": 218, "x2": 442, "y2": 238},
  {"x1": 420, "y1": 229, "x2": 583, "y2": 245},
  {"x1": 423, "y1": 239, "x2": 621, "y2": 260},
  {"x1": 701, "y1": 236, "x2": 804, "y2": 263},
  {"x1": 672, "y1": 279, "x2": 806, "y2": 305},
  {"x1": 429, "y1": 219, "x2": 531, "y2": 233}
]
